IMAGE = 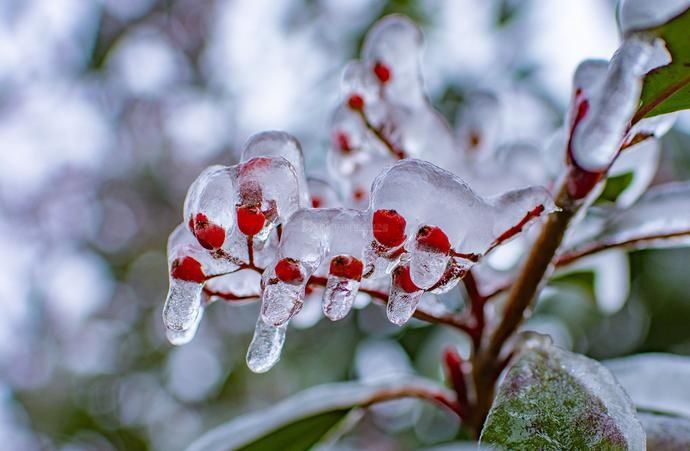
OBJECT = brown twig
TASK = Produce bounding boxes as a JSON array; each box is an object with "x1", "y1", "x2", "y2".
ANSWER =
[
  {"x1": 355, "y1": 109, "x2": 406, "y2": 159},
  {"x1": 464, "y1": 182, "x2": 580, "y2": 436},
  {"x1": 555, "y1": 229, "x2": 690, "y2": 267}
]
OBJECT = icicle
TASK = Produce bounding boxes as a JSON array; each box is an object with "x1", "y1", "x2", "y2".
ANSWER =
[
  {"x1": 166, "y1": 304, "x2": 205, "y2": 346},
  {"x1": 261, "y1": 258, "x2": 307, "y2": 326},
  {"x1": 162, "y1": 279, "x2": 203, "y2": 335},
  {"x1": 322, "y1": 255, "x2": 364, "y2": 321},
  {"x1": 387, "y1": 265, "x2": 424, "y2": 326},
  {"x1": 408, "y1": 225, "x2": 451, "y2": 290},
  {"x1": 246, "y1": 316, "x2": 288, "y2": 373}
]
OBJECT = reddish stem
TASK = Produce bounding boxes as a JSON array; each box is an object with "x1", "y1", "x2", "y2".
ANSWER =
[{"x1": 355, "y1": 109, "x2": 406, "y2": 159}]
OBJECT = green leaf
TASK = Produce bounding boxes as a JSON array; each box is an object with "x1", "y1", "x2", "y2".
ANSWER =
[
  {"x1": 187, "y1": 378, "x2": 456, "y2": 451},
  {"x1": 635, "y1": 7, "x2": 690, "y2": 120},
  {"x1": 480, "y1": 343, "x2": 644, "y2": 450},
  {"x1": 596, "y1": 172, "x2": 635, "y2": 204},
  {"x1": 237, "y1": 409, "x2": 350, "y2": 451}
]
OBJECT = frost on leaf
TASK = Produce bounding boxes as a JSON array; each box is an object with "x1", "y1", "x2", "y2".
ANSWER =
[{"x1": 480, "y1": 343, "x2": 645, "y2": 450}]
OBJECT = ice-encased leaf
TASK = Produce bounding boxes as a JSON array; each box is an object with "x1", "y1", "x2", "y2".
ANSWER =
[
  {"x1": 570, "y1": 37, "x2": 652, "y2": 172},
  {"x1": 186, "y1": 377, "x2": 455, "y2": 451},
  {"x1": 562, "y1": 182, "x2": 690, "y2": 261},
  {"x1": 607, "y1": 138, "x2": 660, "y2": 208},
  {"x1": 639, "y1": 412, "x2": 690, "y2": 451},
  {"x1": 480, "y1": 344, "x2": 645, "y2": 450},
  {"x1": 629, "y1": 3, "x2": 690, "y2": 119},
  {"x1": 619, "y1": 0, "x2": 690, "y2": 35},
  {"x1": 604, "y1": 353, "x2": 690, "y2": 417}
]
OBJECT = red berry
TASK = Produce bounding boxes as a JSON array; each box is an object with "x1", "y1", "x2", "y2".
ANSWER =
[
  {"x1": 334, "y1": 131, "x2": 351, "y2": 153},
  {"x1": 171, "y1": 256, "x2": 205, "y2": 283},
  {"x1": 275, "y1": 258, "x2": 304, "y2": 284},
  {"x1": 416, "y1": 225, "x2": 451, "y2": 254},
  {"x1": 372, "y1": 209, "x2": 406, "y2": 247},
  {"x1": 347, "y1": 94, "x2": 365, "y2": 111},
  {"x1": 373, "y1": 61, "x2": 391, "y2": 83},
  {"x1": 311, "y1": 196, "x2": 322, "y2": 208},
  {"x1": 193, "y1": 213, "x2": 226, "y2": 249},
  {"x1": 329, "y1": 255, "x2": 364, "y2": 281},
  {"x1": 236, "y1": 204, "x2": 266, "y2": 236},
  {"x1": 393, "y1": 266, "x2": 419, "y2": 293},
  {"x1": 353, "y1": 187, "x2": 367, "y2": 202}
]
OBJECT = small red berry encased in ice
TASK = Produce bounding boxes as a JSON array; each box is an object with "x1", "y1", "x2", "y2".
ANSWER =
[
  {"x1": 236, "y1": 204, "x2": 266, "y2": 236},
  {"x1": 416, "y1": 225, "x2": 451, "y2": 254},
  {"x1": 275, "y1": 258, "x2": 305, "y2": 284},
  {"x1": 373, "y1": 61, "x2": 391, "y2": 84},
  {"x1": 334, "y1": 131, "x2": 352, "y2": 154},
  {"x1": 311, "y1": 196, "x2": 323, "y2": 208},
  {"x1": 193, "y1": 213, "x2": 226, "y2": 250},
  {"x1": 393, "y1": 265, "x2": 419, "y2": 294},
  {"x1": 372, "y1": 209, "x2": 407, "y2": 247},
  {"x1": 353, "y1": 187, "x2": 367, "y2": 202},
  {"x1": 171, "y1": 256, "x2": 205, "y2": 283},
  {"x1": 329, "y1": 255, "x2": 364, "y2": 281},
  {"x1": 347, "y1": 93, "x2": 365, "y2": 111}
]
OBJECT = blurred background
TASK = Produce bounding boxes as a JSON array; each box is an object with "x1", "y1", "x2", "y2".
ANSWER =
[{"x1": 2, "y1": 0, "x2": 690, "y2": 449}]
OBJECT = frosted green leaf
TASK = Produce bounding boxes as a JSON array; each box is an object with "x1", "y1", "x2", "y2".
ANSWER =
[{"x1": 480, "y1": 344, "x2": 644, "y2": 450}]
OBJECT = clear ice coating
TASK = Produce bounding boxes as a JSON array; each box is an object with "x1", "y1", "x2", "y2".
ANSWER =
[
  {"x1": 588, "y1": 181, "x2": 690, "y2": 250},
  {"x1": 387, "y1": 266, "x2": 424, "y2": 325},
  {"x1": 570, "y1": 36, "x2": 652, "y2": 172},
  {"x1": 163, "y1": 279, "x2": 204, "y2": 334},
  {"x1": 323, "y1": 276, "x2": 359, "y2": 321},
  {"x1": 618, "y1": 0, "x2": 690, "y2": 34},
  {"x1": 240, "y1": 131, "x2": 310, "y2": 208},
  {"x1": 259, "y1": 158, "x2": 555, "y2": 327},
  {"x1": 165, "y1": 132, "x2": 308, "y2": 353},
  {"x1": 166, "y1": 303, "x2": 205, "y2": 346},
  {"x1": 162, "y1": 13, "x2": 684, "y2": 374},
  {"x1": 246, "y1": 316, "x2": 287, "y2": 373}
]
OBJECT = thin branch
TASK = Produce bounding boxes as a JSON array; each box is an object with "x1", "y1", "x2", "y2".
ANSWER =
[
  {"x1": 555, "y1": 229, "x2": 690, "y2": 267},
  {"x1": 307, "y1": 276, "x2": 474, "y2": 334},
  {"x1": 203, "y1": 288, "x2": 260, "y2": 302},
  {"x1": 465, "y1": 182, "x2": 579, "y2": 436},
  {"x1": 356, "y1": 109, "x2": 406, "y2": 159}
]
